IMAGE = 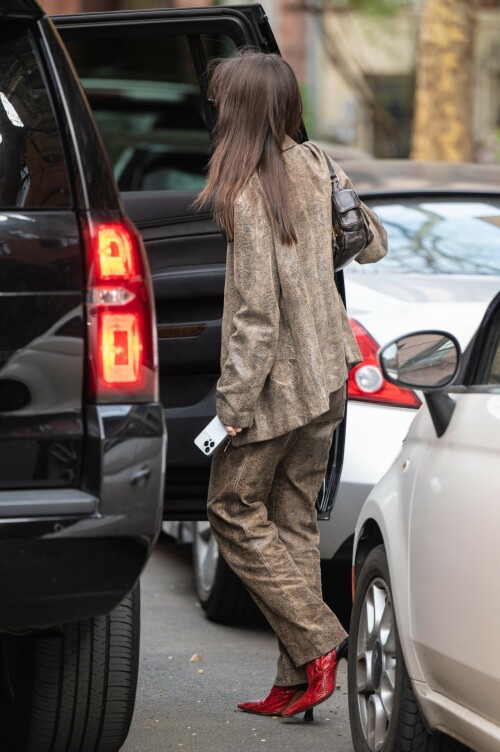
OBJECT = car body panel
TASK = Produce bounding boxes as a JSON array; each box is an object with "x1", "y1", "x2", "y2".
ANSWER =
[
  {"x1": 1, "y1": 402, "x2": 166, "y2": 629},
  {"x1": 354, "y1": 407, "x2": 430, "y2": 681},
  {"x1": 0, "y1": 211, "x2": 83, "y2": 487},
  {"x1": 319, "y1": 401, "x2": 415, "y2": 559},
  {"x1": 353, "y1": 294, "x2": 500, "y2": 752},
  {"x1": 409, "y1": 392, "x2": 500, "y2": 726},
  {"x1": 412, "y1": 679, "x2": 500, "y2": 752},
  {"x1": 355, "y1": 395, "x2": 500, "y2": 752}
]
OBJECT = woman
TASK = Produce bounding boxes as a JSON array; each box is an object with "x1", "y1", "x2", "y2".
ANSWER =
[{"x1": 197, "y1": 50, "x2": 387, "y2": 720}]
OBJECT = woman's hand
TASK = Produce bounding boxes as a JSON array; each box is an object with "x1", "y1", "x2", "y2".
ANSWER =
[{"x1": 225, "y1": 425, "x2": 243, "y2": 437}]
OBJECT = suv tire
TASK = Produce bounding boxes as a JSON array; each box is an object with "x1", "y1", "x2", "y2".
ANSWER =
[
  {"x1": 348, "y1": 546, "x2": 469, "y2": 752},
  {"x1": 192, "y1": 521, "x2": 262, "y2": 624},
  {"x1": 0, "y1": 583, "x2": 140, "y2": 752}
]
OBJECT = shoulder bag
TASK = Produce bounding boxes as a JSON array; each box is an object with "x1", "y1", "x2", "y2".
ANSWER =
[{"x1": 324, "y1": 152, "x2": 373, "y2": 270}]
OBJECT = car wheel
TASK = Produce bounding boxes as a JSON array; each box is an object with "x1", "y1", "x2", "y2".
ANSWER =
[
  {"x1": 192, "y1": 520, "x2": 262, "y2": 624},
  {"x1": 348, "y1": 546, "x2": 468, "y2": 752},
  {"x1": 0, "y1": 583, "x2": 140, "y2": 752}
]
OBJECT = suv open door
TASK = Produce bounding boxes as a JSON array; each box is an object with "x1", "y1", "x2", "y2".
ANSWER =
[{"x1": 54, "y1": 4, "x2": 346, "y2": 522}]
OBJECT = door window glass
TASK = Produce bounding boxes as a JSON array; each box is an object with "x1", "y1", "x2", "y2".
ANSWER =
[
  {"x1": 201, "y1": 33, "x2": 237, "y2": 60},
  {"x1": 0, "y1": 24, "x2": 71, "y2": 208},
  {"x1": 65, "y1": 34, "x2": 210, "y2": 193}
]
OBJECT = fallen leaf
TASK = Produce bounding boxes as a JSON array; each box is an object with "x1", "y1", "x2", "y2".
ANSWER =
[
  {"x1": 196, "y1": 668, "x2": 205, "y2": 674},
  {"x1": 190, "y1": 653, "x2": 202, "y2": 662}
]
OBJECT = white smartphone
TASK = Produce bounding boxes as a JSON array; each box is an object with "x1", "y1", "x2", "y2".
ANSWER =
[{"x1": 194, "y1": 415, "x2": 229, "y2": 456}]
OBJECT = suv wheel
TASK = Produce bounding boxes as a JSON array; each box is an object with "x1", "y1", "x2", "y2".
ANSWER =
[
  {"x1": 192, "y1": 521, "x2": 261, "y2": 624},
  {"x1": 0, "y1": 583, "x2": 140, "y2": 752},
  {"x1": 348, "y1": 546, "x2": 469, "y2": 752}
]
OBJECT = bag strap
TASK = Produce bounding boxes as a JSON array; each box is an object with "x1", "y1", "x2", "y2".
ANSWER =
[{"x1": 323, "y1": 150, "x2": 343, "y2": 193}]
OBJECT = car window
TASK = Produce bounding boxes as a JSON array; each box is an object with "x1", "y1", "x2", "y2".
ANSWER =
[
  {"x1": 0, "y1": 23, "x2": 71, "y2": 209},
  {"x1": 475, "y1": 307, "x2": 500, "y2": 385},
  {"x1": 200, "y1": 32, "x2": 237, "y2": 61},
  {"x1": 347, "y1": 199, "x2": 500, "y2": 276},
  {"x1": 65, "y1": 32, "x2": 238, "y2": 194}
]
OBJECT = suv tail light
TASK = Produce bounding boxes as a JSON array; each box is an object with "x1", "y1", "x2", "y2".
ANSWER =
[
  {"x1": 84, "y1": 217, "x2": 158, "y2": 403},
  {"x1": 348, "y1": 318, "x2": 420, "y2": 409}
]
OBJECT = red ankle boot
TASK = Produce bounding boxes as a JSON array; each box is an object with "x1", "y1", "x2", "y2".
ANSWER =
[
  {"x1": 281, "y1": 639, "x2": 348, "y2": 717},
  {"x1": 237, "y1": 685, "x2": 302, "y2": 716}
]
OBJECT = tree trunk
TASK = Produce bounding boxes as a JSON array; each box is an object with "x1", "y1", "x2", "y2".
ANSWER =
[{"x1": 411, "y1": 0, "x2": 476, "y2": 162}]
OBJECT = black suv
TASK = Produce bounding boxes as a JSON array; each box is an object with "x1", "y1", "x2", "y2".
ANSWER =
[{"x1": 0, "y1": 2, "x2": 165, "y2": 750}]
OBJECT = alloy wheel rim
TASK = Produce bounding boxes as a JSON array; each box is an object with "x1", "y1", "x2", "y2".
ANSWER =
[
  {"x1": 356, "y1": 577, "x2": 397, "y2": 752},
  {"x1": 195, "y1": 521, "x2": 219, "y2": 594}
]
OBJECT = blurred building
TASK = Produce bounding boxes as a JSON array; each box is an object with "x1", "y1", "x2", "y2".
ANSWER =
[{"x1": 313, "y1": 0, "x2": 500, "y2": 159}]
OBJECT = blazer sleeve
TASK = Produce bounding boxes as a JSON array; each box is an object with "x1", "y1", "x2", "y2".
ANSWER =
[
  {"x1": 335, "y1": 163, "x2": 388, "y2": 265},
  {"x1": 215, "y1": 187, "x2": 280, "y2": 428}
]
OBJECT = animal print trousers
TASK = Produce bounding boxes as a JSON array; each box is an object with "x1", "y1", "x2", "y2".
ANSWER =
[{"x1": 207, "y1": 386, "x2": 347, "y2": 686}]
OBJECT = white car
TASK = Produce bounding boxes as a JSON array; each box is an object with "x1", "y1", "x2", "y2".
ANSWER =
[
  {"x1": 319, "y1": 160, "x2": 500, "y2": 571},
  {"x1": 349, "y1": 292, "x2": 500, "y2": 752}
]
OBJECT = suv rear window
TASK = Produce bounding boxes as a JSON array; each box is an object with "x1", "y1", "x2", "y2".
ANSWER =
[{"x1": 0, "y1": 24, "x2": 71, "y2": 209}]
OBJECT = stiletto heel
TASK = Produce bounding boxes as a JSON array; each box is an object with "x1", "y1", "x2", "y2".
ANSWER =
[
  {"x1": 303, "y1": 708, "x2": 314, "y2": 722},
  {"x1": 336, "y1": 637, "x2": 349, "y2": 661}
]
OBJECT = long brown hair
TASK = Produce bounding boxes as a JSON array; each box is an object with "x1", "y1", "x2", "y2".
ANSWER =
[{"x1": 195, "y1": 50, "x2": 303, "y2": 244}]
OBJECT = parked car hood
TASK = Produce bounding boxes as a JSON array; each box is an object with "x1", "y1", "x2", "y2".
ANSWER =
[{"x1": 345, "y1": 273, "x2": 500, "y2": 350}]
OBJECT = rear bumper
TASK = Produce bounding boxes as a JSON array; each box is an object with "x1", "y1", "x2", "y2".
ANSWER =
[
  {"x1": 0, "y1": 531, "x2": 150, "y2": 629},
  {"x1": 0, "y1": 403, "x2": 166, "y2": 630}
]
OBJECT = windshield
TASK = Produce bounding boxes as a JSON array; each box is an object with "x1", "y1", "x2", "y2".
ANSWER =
[{"x1": 349, "y1": 198, "x2": 500, "y2": 276}]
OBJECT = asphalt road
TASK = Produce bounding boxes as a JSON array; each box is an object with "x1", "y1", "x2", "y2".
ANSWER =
[{"x1": 122, "y1": 534, "x2": 354, "y2": 752}]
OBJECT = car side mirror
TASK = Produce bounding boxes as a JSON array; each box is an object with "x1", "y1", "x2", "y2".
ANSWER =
[
  {"x1": 378, "y1": 331, "x2": 462, "y2": 437},
  {"x1": 378, "y1": 331, "x2": 461, "y2": 391}
]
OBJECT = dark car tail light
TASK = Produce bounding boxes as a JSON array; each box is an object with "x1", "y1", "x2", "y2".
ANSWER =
[
  {"x1": 348, "y1": 318, "x2": 420, "y2": 408},
  {"x1": 84, "y1": 217, "x2": 158, "y2": 403}
]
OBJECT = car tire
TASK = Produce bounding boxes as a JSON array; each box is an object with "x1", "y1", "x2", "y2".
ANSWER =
[
  {"x1": 192, "y1": 520, "x2": 262, "y2": 624},
  {"x1": 348, "y1": 545, "x2": 469, "y2": 752},
  {"x1": 0, "y1": 583, "x2": 140, "y2": 752}
]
